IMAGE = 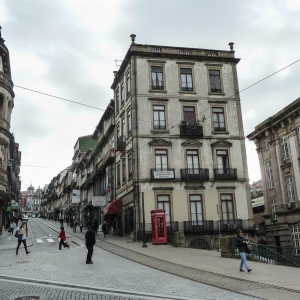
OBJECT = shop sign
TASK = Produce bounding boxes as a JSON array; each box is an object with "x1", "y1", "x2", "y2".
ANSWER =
[
  {"x1": 92, "y1": 196, "x2": 106, "y2": 207},
  {"x1": 153, "y1": 170, "x2": 174, "y2": 179},
  {"x1": 72, "y1": 190, "x2": 81, "y2": 203}
]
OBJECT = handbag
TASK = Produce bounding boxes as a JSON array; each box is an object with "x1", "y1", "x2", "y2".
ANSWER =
[
  {"x1": 14, "y1": 230, "x2": 22, "y2": 239},
  {"x1": 246, "y1": 244, "x2": 253, "y2": 254}
]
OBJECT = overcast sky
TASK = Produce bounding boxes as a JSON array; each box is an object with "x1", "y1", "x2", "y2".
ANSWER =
[{"x1": 1, "y1": 0, "x2": 300, "y2": 191}]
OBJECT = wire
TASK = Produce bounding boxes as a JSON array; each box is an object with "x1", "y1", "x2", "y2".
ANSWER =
[
  {"x1": 137, "y1": 58, "x2": 300, "y2": 151},
  {"x1": 22, "y1": 164, "x2": 49, "y2": 168}
]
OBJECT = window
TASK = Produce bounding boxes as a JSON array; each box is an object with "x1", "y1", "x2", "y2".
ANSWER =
[
  {"x1": 213, "y1": 107, "x2": 226, "y2": 131},
  {"x1": 291, "y1": 224, "x2": 300, "y2": 255},
  {"x1": 115, "y1": 89, "x2": 119, "y2": 112},
  {"x1": 209, "y1": 70, "x2": 222, "y2": 93},
  {"x1": 126, "y1": 72, "x2": 130, "y2": 94},
  {"x1": 270, "y1": 198, "x2": 277, "y2": 220},
  {"x1": 190, "y1": 195, "x2": 203, "y2": 225},
  {"x1": 157, "y1": 195, "x2": 171, "y2": 226},
  {"x1": 183, "y1": 106, "x2": 196, "y2": 125},
  {"x1": 221, "y1": 194, "x2": 234, "y2": 221},
  {"x1": 128, "y1": 152, "x2": 132, "y2": 178},
  {"x1": 180, "y1": 68, "x2": 193, "y2": 91},
  {"x1": 155, "y1": 149, "x2": 168, "y2": 170},
  {"x1": 151, "y1": 66, "x2": 164, "y2": 90},
  {"x1": 153, "y1": 105, "x2": 166, "y2": 130},
  {"x1": 117, "y1": 124, "x2": 120, "y2": 138},
  {"x1": 122, "y1": 118, "x2": 126, "y2": 138},
  {"x1": 286, "y1": 177, "x2": 295, "y2": 203},
  {"x1": 186, "y1": 150, "x2": 199, "y2": 174},
  {"x1": 117, "y1": 164, "x2": 121, "y2": 187},
  {"x1": 280, "y1": 136, "x2": 289, "y2": 161},
  {"x1": 122, "y1": 158, "x2": 126, "y2": 183},
  {"x1": 216, "y1": 150, "x2": 229, "y2": 174},
  {"x1": 127, "y1": 108, "x2": 132, "y2": 135},
  {"x1": 121, "y1": 82, "x2": 125, "y2": 104},
  {"x1": 262, "y1": 139, "x2": 269, "y2": 151},
  {"x1": 265, "y1": 161, "x2": 274, "y2": 189}
]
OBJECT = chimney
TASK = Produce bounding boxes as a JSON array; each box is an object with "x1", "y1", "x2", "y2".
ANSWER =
[
  {"x1": 130, "y1": 34, "x2": 136, "y2": 44},
  {"x1": 228, "y1": 42, "x2": 234, "y2": 53}
]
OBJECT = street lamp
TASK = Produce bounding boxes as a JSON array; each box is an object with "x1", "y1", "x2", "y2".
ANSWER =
[{"x1": 141, "y1": 192, "x2": 147, "y2": 248}]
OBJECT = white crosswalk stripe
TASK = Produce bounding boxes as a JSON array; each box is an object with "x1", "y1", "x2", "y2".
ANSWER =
[
  {"x1": 47, "y1": 239, "x2": 55, "y2": 243},
  {"x1": 36, "y1": 239, "x2": 43, "y2": 243},
  {"x1": 36, "y1": 238, "x2": 57, "y2": 243}
]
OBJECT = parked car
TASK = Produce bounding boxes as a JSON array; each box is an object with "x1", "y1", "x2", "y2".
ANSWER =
[{"x1": 22, "y1": 215, "x2": 29, "y2": 221}]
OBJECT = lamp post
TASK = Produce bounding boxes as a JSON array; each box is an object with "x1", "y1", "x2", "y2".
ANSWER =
[{"x1": 141, "y1": 192, "x2": 147, "y2": 248}]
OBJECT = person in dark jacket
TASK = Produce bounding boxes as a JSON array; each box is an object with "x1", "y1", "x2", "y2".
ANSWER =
[
  {"x1": 236, "y1": 229, "x2": 252, "y2": 273},
  {"x1": 101, "y1": 221, "x2": 107, "y2": 238},
  {"x1": 85, "y1": 225, "x2": 96, "y2": 264},
  {"x1": 93, "y1": 219, "x2": 99, "y2": 235}
]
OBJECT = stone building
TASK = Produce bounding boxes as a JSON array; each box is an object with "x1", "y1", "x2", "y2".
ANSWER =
[
  {"x1": 0, "y1": 27, "x2": 21, "y2": 234},
  {"x1": 111, "y1": 35, "x2": 253, "y2": 238},
  {"x1": 247, "y1": 97, "x2": 300, "y2": 249}
]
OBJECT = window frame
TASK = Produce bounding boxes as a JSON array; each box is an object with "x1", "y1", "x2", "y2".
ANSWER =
[
  {"x1": 265, "y1": 160, "x2": 274, "y2": 189},
  {"x1": 157, "y1": 194, "x2": 171, "y2": 226},
  {"x1": 155, "y1": 149, "x2": 168, "y2": 171},
  {"x1": 126, "y1": 72, "x2": 131, "y2": 95},
  {"x1": 270, "y1": 198, "x2": 277, "y2": 220},
  {"x1": 127, "y1": 107, "x2": 132, "y2": 136},
  {"x1": 290, "y1": 224, "x2": 300, "y2": 255},
  {"x1": 186, "y1": 149, "x2": 200, "y2": 174},
  {"x1": 148, "y1": 61, "x2": 166, "y2": 92},
  {"x1": 116, "y1": 163, "x2": 121, "y2": 187},
  {"x1": 206, "y1": 65, "x2": 225, "y2": 95},
  {"x1": 262, "y1": 139, "x2": 269, "y2": 151},
  {"x1": 180, "y1": 67, "x2": 194, "y2": 92},
  {"x1": 189, "y1": 194, "x2": 203, "y2": 225},
  {"x1": 220, "y1": 193, "x2": 235, "y2": 222},
  {"x1": 212, "y1": 107, "x2": 226, "y2": 132},
  {"x1": 121, "y1": 82, "x2": 125, "y2": 105},
  {"x1": 153, "y1": 105, "x2": 166, "y2": 130},
  {"x1": 280, "y1": 136, "x2": 289, "y2": 161},
  {"x1": 122, "y1": 158, "x2": 126, "y2": 183},
  {"x1": 286, "y1": 177, "x2": 295, "y2": 203},
  {"x1": 128, "y1": 151, "x2": 133, "y2": 179},
  {"x1": 183, "y1": 106, "x2": 196, "y2": 125},
  {"x1": 115, "y1": 88, "x2": 120, "y2": 113},
  {"x1": 216, "y1": 149, "x2": 229, "y2": 173}
]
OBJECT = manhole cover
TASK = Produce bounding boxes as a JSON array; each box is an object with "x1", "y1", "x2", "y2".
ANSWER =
[{"x1": 14, "y1": 297, "x2": 41, "y2": 300}]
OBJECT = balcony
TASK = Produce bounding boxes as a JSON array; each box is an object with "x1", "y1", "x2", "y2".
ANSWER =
[
  {"x1": 220, "y1": 219, "x2": 243, "y2": 231},
  {"x1": 150, "y1": 169, "x2": 175, "y2": 180},
  {"x1": 117, "y1": 135, "x2": 126, "y2": 150},
  {"x1": 184, "y1": 220, "x2": 214, "y2": 233},
  {"x1": 180, "y1": 123, "x2": 203, "y2": 137},
  {"x1": 104, "y1": 116, "x2": 115, "y2": 137},
  {"x1": 180, "y1": 168, "x2": 209, "y2": 181},
  {"x1": 213, "y1": 168, "x2": 237, "y2": 180}
]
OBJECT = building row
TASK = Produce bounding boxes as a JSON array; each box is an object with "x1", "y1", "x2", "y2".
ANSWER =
[{"x1": 40, "y1": 35, "x2": 255, "y2": 240}]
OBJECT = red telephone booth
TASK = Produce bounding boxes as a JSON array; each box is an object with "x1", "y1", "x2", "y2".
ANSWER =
[{"x1": 151, "y1": 209, "x2": 167, "y2": 245}]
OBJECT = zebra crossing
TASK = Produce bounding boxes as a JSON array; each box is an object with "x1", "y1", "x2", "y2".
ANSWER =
[{"x1": 36, "y1": 238, "x2": 57, "y2": 243}]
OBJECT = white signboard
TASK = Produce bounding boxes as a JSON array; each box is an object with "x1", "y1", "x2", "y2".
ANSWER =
[
  {"x1": 72, "y1": 190, "x2": 81, "y2": 203},
  {"x1": 92, "y1": 196, "x2": 106, "y2": 207},
  {"x1": 153, "y1": 170, "x2": 174, "y2": 179}
]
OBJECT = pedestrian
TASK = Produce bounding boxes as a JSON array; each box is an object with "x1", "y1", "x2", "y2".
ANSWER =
[
  {"x1": 73, "y1": 218, "x2": 77, "y2": 232},
  {"x1": 70, "y1": 218, "x2": 74, "y2": 229},
  {"x1": 58, "y1": 226, "x2": 69, "y2": 250},
  {"x1": 85, "y1": 224, "x2": 96, "y2": 264},
  {"x1": 79, "y1": 220, "x2": 83, "y2": 232},
  {"x1": 16, "y1": 222, "x2": 30, "y2": 255},
  {"x1": 67, "y1": 218, "x2": 69, "y2": 226},
  {"x1": 236, "y1": 229, "x2": 252, "y2": 273},
  {"x1": 101, "y1": 221, "x2": 107, "y2": 238},
  {"x1": 93, "y1": 219, "x2": 99, "y2": 235},
  {"x1": 9, "y1": 220, "x2": 16, "y2": 235}
]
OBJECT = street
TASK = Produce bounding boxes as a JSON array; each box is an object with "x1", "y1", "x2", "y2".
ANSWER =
[{"x1": 0, "y1": 219, "x2": 261, "y2": 300}]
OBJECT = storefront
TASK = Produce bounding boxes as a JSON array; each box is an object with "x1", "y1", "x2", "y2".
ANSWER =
[{"x1": 104, "y1": 198, "x2": 122, "y2": 236}]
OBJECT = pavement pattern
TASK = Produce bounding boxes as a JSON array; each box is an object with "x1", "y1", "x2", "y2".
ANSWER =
[{"x1": 1, "y1": 219, "x2": 300, "y2": 300}]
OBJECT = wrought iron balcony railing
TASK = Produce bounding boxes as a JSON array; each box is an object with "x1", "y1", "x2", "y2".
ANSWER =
[
  {"x1": 213, "y1": 168, "x2": 237, "y2": 180},
  {"x1": 219, "y1": 219, "x2": 243, "y2": 231},
  {"x1": 180, "y1": 168, "x2": 209, "y2": 181},
  {"x1": 180, "y1": 123, "x2": 203, "y2": 136},
  {"x1": 184, "y1": 220, "x2": 214, "y2": 233}
]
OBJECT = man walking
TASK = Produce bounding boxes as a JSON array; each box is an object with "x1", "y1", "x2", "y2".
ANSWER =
[{"x1": 85, "y1": 225, "x2": 95, "y2": 264}]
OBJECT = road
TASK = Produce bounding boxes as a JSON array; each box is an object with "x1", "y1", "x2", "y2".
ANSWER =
[{"x1": 0, "y1": 218, "x2": 260, "y2": 300}]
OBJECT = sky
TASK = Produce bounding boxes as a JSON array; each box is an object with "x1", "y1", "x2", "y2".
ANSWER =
[{"x1": 1, "y1": 0, "x2": 300, "y2": 191}]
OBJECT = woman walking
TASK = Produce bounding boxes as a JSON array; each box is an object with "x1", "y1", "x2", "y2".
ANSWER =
[
  {"x1": 58, "y1": 226, "x2": 69, "y2": 250},
  {"x1": 9, "y1": 220, "x2": 16, "y2": 235},
  {"x1": 236, "y1": 229, "x2": 252, "y2": 273},
  {"x1": 16, "y1": 222, "x2": 30, "y2": 255}
]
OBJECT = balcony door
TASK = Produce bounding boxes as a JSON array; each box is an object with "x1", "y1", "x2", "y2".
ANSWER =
[
  {"x1": 187, "y1": 150, "x2": 199, "y2": 174},
  {"x1": 157, "y1": 195, "x2": 171, "y2": 226},
  {"x1": 155, "y1": 149, "x2": 168, "y2": 171},
  {"x1": 217, "y1": 150, "x2": 229, "y2": 174},
  {"x1": 221, "y1": 194, "x2": 234, "y2": 222},
  {"x1": 183, "y1": 106, "x2": 196, "y2": 125},
  {"x1": 190, "y1": 195, "x2": 203, "y2": 225}
]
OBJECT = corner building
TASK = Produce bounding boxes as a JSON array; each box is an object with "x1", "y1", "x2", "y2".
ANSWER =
[
  {"x1": 111, "y1": 35, "x2": 253, "y2": 238},
  {"x1": 247, "y1": 98, "x2": 300, "y2": 248}
]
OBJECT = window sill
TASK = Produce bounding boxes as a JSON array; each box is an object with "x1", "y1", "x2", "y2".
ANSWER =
[
  {"x1": 178, "y1": 91, "x2": 196, "y2": 95},
  {"x1": 149, "y1": 89, "x2": 167, "y2": 93},
  {"x1": 212, "y1": 131, "x2": 229, "y2": 134},
  {"x1": 151, "y1": 129, "x2": 170, "y2": 134},
  {"x1": 208, "y1": 92, "x2": 225, "y2": 96}
]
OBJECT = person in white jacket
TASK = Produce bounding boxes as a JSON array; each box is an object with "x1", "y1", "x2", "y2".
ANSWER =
[{"x1": 9, "y1": 221, "x2": 16, "y2": 235}]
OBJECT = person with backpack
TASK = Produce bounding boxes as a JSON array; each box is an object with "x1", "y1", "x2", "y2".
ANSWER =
[{"x1": 16, "y1": 222, "x2": 30, "y2": 255}]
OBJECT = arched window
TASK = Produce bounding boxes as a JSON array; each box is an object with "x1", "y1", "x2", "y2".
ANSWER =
[
  {"x1": 0, "y1": 94, "x2": 4, "y2": 119},
  {"x1": 7, "y1": 100, "x2": 11, "y2": 122}
]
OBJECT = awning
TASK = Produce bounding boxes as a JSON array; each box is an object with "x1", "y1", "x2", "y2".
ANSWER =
[{"x1": 103, "y1": 198, "x2": 122, "y2": 215}]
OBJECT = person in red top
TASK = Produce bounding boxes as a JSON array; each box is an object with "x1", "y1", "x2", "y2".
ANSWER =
[{"x1": 58, "y1": 227, "x2": 69, "y2": 250}]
